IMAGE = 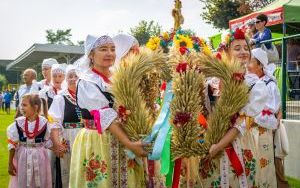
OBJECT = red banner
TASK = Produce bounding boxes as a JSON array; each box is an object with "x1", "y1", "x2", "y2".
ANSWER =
[{"x1": 229, "y1": 7, "x2": 284, "y2": 30}]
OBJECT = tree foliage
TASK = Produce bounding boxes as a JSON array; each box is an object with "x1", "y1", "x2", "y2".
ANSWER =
[
  {"x1": 0, "y1": 74, "x2": 7, "y2": 90},
  {"x1": 200, "y1": 0, "x2": 275, "y2": 30},
  {"x1": 130, "y1": 20, "x2": 162, "y2": 45},
  {"x1": 46, "y1": 29, "x2": 74, "y2": 45}
]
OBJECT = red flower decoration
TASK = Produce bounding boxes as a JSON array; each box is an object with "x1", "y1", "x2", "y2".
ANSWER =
[
  {"x1": 100, "y1": 161, "x2": 107, "y2": 173},
  {"x1": 86, "y1": 167, "x2": 97, "y2": 181},
  {"x1": 160, "y1": 81, "x2": 167, "y2": 91},
  {"x1": 176, "y1": 62, "x2": 188, "y2": 73},
  {"x1": 191, "y1": 36, "x2": 199, "y2": 43},
  {"x1": 173, "y1": 112, "x2": 192, "y2": 126},
  {"x1": 118, "y1": 105, "x2": 130, "y2": 122},
  {"x1": 232, "y1": 73, "x2": 245, "y2": 82},
  {"x1": 89, "y1": 159, "x2": 101, "y2": 170},
  {"x1": 179, "y1": 46, "x2": 187, "y2": 55},
  {"x1": 233, "y1": 28, "x2": 245, "y2": 40},
  {"x1": 262, "y1": 109, "x2": 272, "y2": 116},
  {"x1": 215, "y1": 52, "x2": 222, "y2": 60},
  {"x1": 243, "y1": 149, "x2": 253, "y2": 161},
  {"x1": 198, "y1": 113, "x2": 207, "y2": 129}
]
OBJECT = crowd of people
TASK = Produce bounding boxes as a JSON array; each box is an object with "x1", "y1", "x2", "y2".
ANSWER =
[
  {"x1": 5, "y1": 14, "x2": 290, "y2": 188},
  {"x1": 0, "y1": 89, "x2": 14, "y2": 114}
]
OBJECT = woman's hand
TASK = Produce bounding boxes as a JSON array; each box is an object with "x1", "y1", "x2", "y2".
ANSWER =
[
  {"x1": 128, "y1": 141, "x2": 149, "y2": 157},
  {"x1": 8, "y1": 162, "x2": 17, "y2": 176},
  {"x1": 209, "y1": 144, "x2": 220, "y2": 159},
  {"x1": 53, "y1": 142, "x2": 68, "y2": 158}
]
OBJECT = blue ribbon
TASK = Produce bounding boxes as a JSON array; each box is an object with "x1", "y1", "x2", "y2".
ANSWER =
[
  {"x1": 145, "y1": 81, "x2": 173, "y2": 160},
  {"x1": 125, "y1": 81, "x2": 173, "y2": 161}
]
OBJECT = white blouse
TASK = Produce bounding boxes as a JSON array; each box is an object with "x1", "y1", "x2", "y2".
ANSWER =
[
  {"x1": 77, "y1": 69, "x2": 117, "y2": 131},
  {"x1": 16, "y1": 82, "x2": 40, "y2": 107},
  {"x1": 254, "y1": 75, "x2": 281, "y2": 129},
  {"x1": 7, "y1": 116, "x2": 52, "y2": 150},
  {"x1": 236, "y1": 74, "x2": 269, "y2": 136},
  {"x1": 39, "y1": 85, "x2": 57, "y2": 102},
  {"x1": 37, "y1": 79, "x2": 49, "y2": 90},
  {"x1": 48, "y1": 90, "x2": 71, "y2": 130}
]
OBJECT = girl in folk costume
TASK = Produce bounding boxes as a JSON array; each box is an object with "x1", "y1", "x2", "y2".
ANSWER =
[
  {"x1": 38, "y1": 58, "x2": 58, "y2": 90},
  {"x1": 69, "y1": 35, "x2": 148, "y2": 188},
  {"x1": 39, "y1": 63, "x2": 66, "y2": 108},
  {"x1": 48, "y1": 65, "x2": 82, "y2": 188},
  {"x1": 247, "y1": 48, "x2": 280, "y2": 187},
  {"x1": 199, "y1": 28, "x2": 268, "y2": 188},
  {"x1": 7, "y1": 94, "x2": 53, "y2": 188}
]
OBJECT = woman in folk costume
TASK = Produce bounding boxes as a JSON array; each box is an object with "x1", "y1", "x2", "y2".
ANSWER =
[
  {"x1": 38, "y1": 58, "x2": 58, "y2": 90},
  {"x1": 69, "y1": 34, "x2": 148, "y2": 188},
  {"x1": 7, "y1": 93, "x2": 53, "y2": 188},
  {"x1": 199, "y1": 28, "x2": 268, "y2": 188},
  {"x1": 48, "y1": 65, "x2": 82, "y2": 188},
  {"x1": 39, "y1": 63, "x2": 66, "y2": 108},
  {"x1": 247, "y1": 48, "x2": 280, "y2": 188}
]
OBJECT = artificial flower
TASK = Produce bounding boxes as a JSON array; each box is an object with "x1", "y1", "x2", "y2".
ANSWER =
[
  {"x1": 173, "y1": 112, "x2": 192, "y2": 126},
  {"x1": 174, "y1": 34, "x2": 193, "y2": 49},
  {"x1": 176, "y1": 61, "x2": 188, "y2": 73},
  {"x1": 146, "y1": 36, "x2": 161, "y2": 51}
]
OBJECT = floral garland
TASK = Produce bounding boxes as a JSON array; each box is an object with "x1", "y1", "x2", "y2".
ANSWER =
[
  {"x1": 146, "y1": 29, "x2": 211, "y2": 55},
  {"x1": 218, "y1": 28, "x2": 245, "y2": 52}
]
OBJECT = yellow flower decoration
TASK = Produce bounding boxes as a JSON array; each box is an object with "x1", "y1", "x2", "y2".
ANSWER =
[
  {"x1": 162, "y1": 32, "x2": 170, "y2": 40},
  {"x1": 146, "y1": 36, "x2": 161, "y2": 51},
  {"x1": 202, "y1": 45, "x2": 212, "y2": 56},
  {"x1": 174, "y1": 35, "x2": 193, "y2": 49},
  {"x1": 225, "y1": 34, "x2": 231, "y2": 46}
]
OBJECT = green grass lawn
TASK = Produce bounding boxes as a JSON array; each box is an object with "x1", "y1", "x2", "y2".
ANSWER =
[
  {"x1": 0, "y1": 111, "x2": 300, "y2": 187},
  {"x1": 0, "y1": 110, "x2": 15, "y2": 187}
]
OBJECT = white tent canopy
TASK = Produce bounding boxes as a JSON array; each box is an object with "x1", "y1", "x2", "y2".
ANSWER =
[{"x1": 6, "y1": 43, "x2": 84, "y2": 71}]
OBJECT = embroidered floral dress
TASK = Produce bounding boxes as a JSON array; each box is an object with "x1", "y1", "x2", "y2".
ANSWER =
[
  {"x1": 252, "y1": 75, "x2": 280, "y2": 188},
  {"x1": 69, "y1": 69, "x2": 145, "y2": 188},
  {"x1": 7, "y1": 116, "x2": 53, "y2": 188},
  {"x1": 198, "y1": 74, "x2": 269, "y2": 188},
  {"x1": 198, "y1": 128, "x2": 249, "y2": 188},
  {"x1": 48, "y1": 89, "x2": 83, "y2": 187}
]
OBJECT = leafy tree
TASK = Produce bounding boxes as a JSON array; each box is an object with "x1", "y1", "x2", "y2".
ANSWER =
[
  {"x1": 250, "y1": 0, "x2": 276, "y2": 11},
  {"x1": 200, "y1": 0, "x2": 275, "y2": 30},
  {"x1": 0, "y1": 74, "x2": 7, "y2": 90},
  {"x1": 130, "y1": 20, "x2": 162, "y2": 45},
  {"x1": 46, "y1": 29, "x2": 74, "y2": 45}
]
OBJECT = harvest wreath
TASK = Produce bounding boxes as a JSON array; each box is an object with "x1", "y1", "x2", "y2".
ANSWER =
[{"x1": 111, "y1": 30, "x2": 249, "y2": 161}]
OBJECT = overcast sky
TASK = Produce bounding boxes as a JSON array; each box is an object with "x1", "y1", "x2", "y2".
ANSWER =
[{"x1": 0, "y1": 0, "x2": 220, "y2": 59}]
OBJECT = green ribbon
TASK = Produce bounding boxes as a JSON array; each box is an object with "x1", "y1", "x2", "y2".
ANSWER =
[{"x1": 160, "y1": 127, "x2": 174, "y2": 186}]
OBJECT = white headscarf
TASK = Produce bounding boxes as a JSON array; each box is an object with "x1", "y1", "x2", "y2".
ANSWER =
[
  {"x1": 51, "y1": 63, "x2": 67, "y2": 75},
  {"x1": 42, "y1": 58, "x2": 58, "y2": 69},
  {"x1": 113, "y1": 34, "x2": 138, "y2": 61},
  {"x1": 61, "y1": 64, "x2": 77, "y2": 90},
  {"x1": 66, "y1": 64, "x2": 77, "y2": 76},
  {"x1": 74, "y1": 35, "x2": 114, "y2": 75},
  {"x1": 251, "y1": 48, "x2": 276, "y2": 80},
  {"x1": 111, "y1": 34, "x2": 138, "y2": 72}
]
